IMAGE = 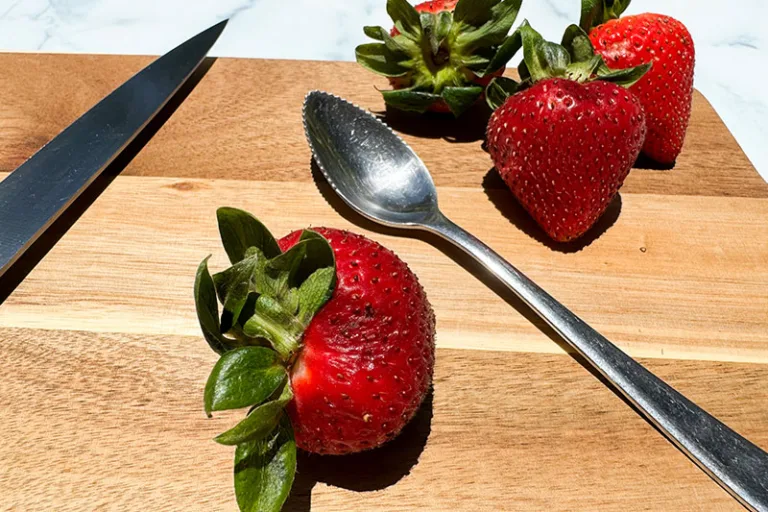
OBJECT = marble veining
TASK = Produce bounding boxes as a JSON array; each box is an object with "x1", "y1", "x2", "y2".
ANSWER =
[{"x1": 0, "y1": 0, "x2": 765, "y2": 180}]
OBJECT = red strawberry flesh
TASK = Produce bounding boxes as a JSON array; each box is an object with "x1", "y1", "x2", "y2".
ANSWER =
[
  {"x1": 278, "y1": 228, "x2": 435, "y2": 455},
  {"x1": 412, "y1": 0, "x2": 459, "y2": 14}
]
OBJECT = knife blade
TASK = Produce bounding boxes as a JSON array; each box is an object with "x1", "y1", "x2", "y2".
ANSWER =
[{"x1": 0, "y1": 20, "x2": 228, "y2": 279}]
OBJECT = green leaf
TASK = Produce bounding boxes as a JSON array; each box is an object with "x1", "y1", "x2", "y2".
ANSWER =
[
  {"x1": 453, "y1": 0, "x2": 499, "y2": 27},
  {"x1": 381, "y1": 88, "x2": 442, "y2": 114},
  {"x1": 234, "y1": 416, "x2": 296, "y2": 512},
  {"x1": 297, "y1": 267, "x2": 335, "y2": 325},
  {"x1": 363, "y1": 26, "x2": 413, "y2": 54},
  {"x1": 297, "y1": 230, "x2": 327, "y2": 243},
  {"x1": 580, "y1": 0, "x2": 631, "y2": 31},
  {"x1": 485, "y1": 76, "x2": 521, "y2": 110},
  {"x1": 435, "y1": 11, "x2": 453, "y2": 46},
  {"x1": 461, "y1": 53, "x2": 492, "y2": 72},
  {"x1": 606, "y1": 0, "x2": 632, "y2": 20},
  {"x1": 420, "y1": 12, "x2": 439, "y2": 57},
  {"x1": 251, "y1": 234, "x2": 328, "y2": 303},
  {"x1": 561, "y1": 24, "x2": 595, "y2": 64},
  {"x1": 243, "y1": 296, "x2": 305, "y2": 360},
  {"x1": 194, "y1": 257, "x2": 237, "y2": 355},
  {"x1": 519, "y1": 21, "x2": 570, "y2": 83},
  {"x1": 215, "y1": 384, "x2": 293, "y2": 446},
  {"x1": 217, "y1": 207, "x2": 281, "y2": 264},
  {"x1": 518, "y1": 60, "x2": 530, "y2": 82},
  {"x1": 355, "y1": 43, "x2": 410, "y2": 78},
  {"x1": 481, "y1": 26, "x2": 522, "y2": 75},
  {"x1": 258, "y1": 234, "x2": 332, "y2": 299},
  {"x1": 565, "y1": 54, "x2": 603, "y2": 82},
  {"x1": 230, "y1": 229, "x2": 335, "y2": 360},
  {"x1": 257, "y1": 243, "x2": 304, "y2": 300},
  {"x1": 283, "y1": 288, "x2": 300, "y2": 316},
  {"x1": 213, "y1": 249, "x2": 265, "y2": 332},
  {"x1": 295, "y1": 230, "x2": 335, "y2": 284},
  {"x1": 597, "y1": 61, "x2": 652, "y2": 87},
  {"x1": 363, "y1": 25, "x2": 387, "y2": 41},
  {"x1": 441, "y1": 86, "x2": 484, "y2": 117},
  {"x1": 538, "y1": 44, "x2": 570, "y2": 78},
  {"x1": 199, "y1": 214, "x2": 336, "y2": 369},
  {"x1": 204, "y1": 347, "x2": 287, "y2": 417},
  {"x1": 387, "y1": 0, "x2": 421, "y2": 40},
  {"x1": 579, "y1": 0, "x2": 604, "y2": 32},
  {"x1": 456, "y1": 0, "x2": 522, "y2": 49}
]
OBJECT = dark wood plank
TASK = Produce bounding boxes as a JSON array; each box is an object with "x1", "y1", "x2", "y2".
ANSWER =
[
  {"x1": 0, "y1": 54, "x2": 765, "y2": 197},
  {"x1": 1, "y1": 328, "x2": 765, "y2": 510}
]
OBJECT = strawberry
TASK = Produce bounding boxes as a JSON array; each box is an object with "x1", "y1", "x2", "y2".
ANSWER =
[
  {"x1": 194, "y1": 208, "x2": 435, "y2": 511},
  {"x1": 484, "y1": 22, "x2": 648, "y2": 242},
  {"x1": 356, "y1": 0, "x2": 523, "y2": 116},
  {"x1": 278, "y1": 228, "x2": 434, "y2": 454},
  {"x1": 581, "y1": 0, "x2": 695, "y2": 163}
]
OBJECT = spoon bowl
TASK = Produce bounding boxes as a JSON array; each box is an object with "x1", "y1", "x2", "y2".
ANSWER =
[{"x1": 303, "y1": 91, "x2": 439, "y2": 228}]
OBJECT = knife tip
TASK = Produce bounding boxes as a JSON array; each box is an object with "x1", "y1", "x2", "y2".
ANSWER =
[{"x1": 209, "y1": 18, "x2": 229, "y2": 34}]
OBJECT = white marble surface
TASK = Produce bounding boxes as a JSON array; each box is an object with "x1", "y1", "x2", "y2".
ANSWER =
[{"x1": 0, "y1": 0, "x2": 766, "y2": 181}]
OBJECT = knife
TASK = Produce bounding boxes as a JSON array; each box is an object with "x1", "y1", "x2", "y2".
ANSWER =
[{"x1": 0, "y1": 20, "x2": 228, "y2": 279}]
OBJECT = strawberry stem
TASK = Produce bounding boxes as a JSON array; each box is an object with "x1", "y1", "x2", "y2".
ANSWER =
[{"x1": 355, "y1": 0, "x2": 524, "y2": 116}]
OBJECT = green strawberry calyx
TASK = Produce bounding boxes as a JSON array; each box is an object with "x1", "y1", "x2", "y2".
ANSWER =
[
  {"x1": 355, "y1": 0, "x2": 523, "y2": 117},
  {"x1": 193, "y1": 207, "x2": 337, "y2": 512},
  {"x1": 485, "y1": 21, "x2": 650, "y2": 110},
  {"x1": 579, "y1": 0, "x2": 632, "y2": 32}
]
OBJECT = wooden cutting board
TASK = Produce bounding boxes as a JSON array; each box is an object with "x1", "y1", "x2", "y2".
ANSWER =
[{"x1": 0, "y1": 54, "x2": 767, "y2": 511}]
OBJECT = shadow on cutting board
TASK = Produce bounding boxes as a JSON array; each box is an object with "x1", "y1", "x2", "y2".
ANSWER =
[
  {"x1": 375, "y1": 103, "x2": 491, "y2": 144},
  {"x1": 0, "y1": 57, "x2": 219, "y2": 306},
  {"x1": 634, "y1": 153, "x2": 676, "y2": 171},
  {"x1": 310, "y1": 161, "x2": 662, "y2": 440},
  {"x1": 284, "y1": 390, "x2": 433, "y2": 511}
]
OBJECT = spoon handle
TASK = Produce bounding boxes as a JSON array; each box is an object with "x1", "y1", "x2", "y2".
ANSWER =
[{"x1": 425, "y1": 212, "x2": 768, "y2": 511}]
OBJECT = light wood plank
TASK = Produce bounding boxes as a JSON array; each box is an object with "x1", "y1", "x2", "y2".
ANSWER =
[{"x1": 0, "y1": 175, "x2": 766, "y2": 363}]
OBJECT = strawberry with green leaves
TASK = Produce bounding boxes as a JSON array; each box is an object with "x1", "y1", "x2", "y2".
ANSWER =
[
  {"x1": 356, "y1": 0, "x2": 523, "y2": 116},
  {"x1": 485, "y1": 22, "x2": 649, "y2": 242},
  {"x1": 580, "y1": 0, "x2": 695, "y2": 164},
  {"x1": 194, "y1": 208, "x2": 435, "y2": 511}
]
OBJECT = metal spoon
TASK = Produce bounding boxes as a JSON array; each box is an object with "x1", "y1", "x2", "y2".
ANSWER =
[{"x1": 302, "y1": 90, "x2": 768, "y2": 511}]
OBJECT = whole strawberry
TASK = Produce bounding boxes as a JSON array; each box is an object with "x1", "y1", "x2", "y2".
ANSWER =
[
  {"x1": 581, "y1": 0, "x2": 695, "y2": 164},
  {"x1": 194, "y1": 208, "x2": 435, "y2": 511},
  {"x1": 356, "y1": 0, "x2": 523, "y2": 116},
  {"x1": 278, "y1": 228, "x2": 434, "y2": 454},
  {"x1": 485, "y1": 22, "x2": 648, "y2": 242}
]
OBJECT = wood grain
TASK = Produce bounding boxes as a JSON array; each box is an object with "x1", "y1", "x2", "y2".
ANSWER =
[
  {"x1": 1, "y1": 175, "x2": 766, "y2": 364},
  {"x1": 0, "y1": 54, "x2": 766, "y2": 198},
  {"x1": 1, "y1": 328, "x2": 767, "y2": 511},
  {"x1": 0, "y1": 53, "x2": 767, "y2": 511}
]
